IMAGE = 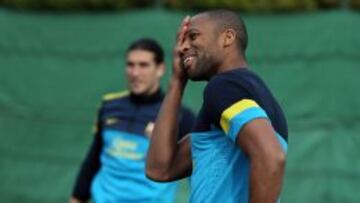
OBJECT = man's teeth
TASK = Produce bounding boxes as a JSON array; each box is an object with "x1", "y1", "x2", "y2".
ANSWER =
[{"x1": 184, "y1": 57, "x2": 192, "y2": 64}]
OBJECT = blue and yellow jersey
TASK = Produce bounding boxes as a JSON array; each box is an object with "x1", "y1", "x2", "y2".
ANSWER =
[
  {"x1": 190, "y1": 68, "x2": 288, "y2": 203},
  {"x1": 72, "y1": 89, "x2": 195, "y2": 203}
]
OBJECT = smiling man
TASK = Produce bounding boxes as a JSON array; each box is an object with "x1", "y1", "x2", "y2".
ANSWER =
[
  {"x1": 146, "y1": 10, "x2": 288, "y2": 203},
  {"x1": 70, "y1": 38, "x2": 195, "y2": 203}
]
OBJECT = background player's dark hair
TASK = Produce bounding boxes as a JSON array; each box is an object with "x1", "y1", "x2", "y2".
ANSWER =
[
  {"x1": 206, "y1": 10, "x2": 248, "y2": 56},
  {"x1": 126, "y1": 38, "x2": 164, "y2": 64}
]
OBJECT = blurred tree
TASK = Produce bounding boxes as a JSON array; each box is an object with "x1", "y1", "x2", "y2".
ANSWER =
[
  {"x1": 271, "y1": 0, "x2": 317, "y2": 11},
  {"x1": 164, "y1": 0, "x2": 341, "y2": 11},
  {"x1": 317, "y1": 0, "x2": 341, "y2": 8},
  {"x1": 350, "y1": 0, "x2": 360, "y2": 8},
  {"x1": 0, "y1": 0, "x2": 351, "y2": 11},
  {"x1": 43, "y1": 0, "x2": 84, "y2": 10},
  {"x1": 1, "y1": 0, "x2": 43, "y2": 9},
  {"x1": 0, "y1": 0, "x2": 152, "y2": 10}
]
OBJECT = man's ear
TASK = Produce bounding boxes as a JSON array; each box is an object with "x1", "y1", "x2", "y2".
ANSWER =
[
  {"x1": 156, "y1": 63, "x2": 165, "y2": 78},
  {"x1": 223, "y1": 29, "x2": 236, "y2": 48}
]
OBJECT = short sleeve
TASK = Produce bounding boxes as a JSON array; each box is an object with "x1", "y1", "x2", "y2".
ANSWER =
[
  {"x1": 178, "y1": 107, "x2": 196, "y2": 139},
  {"x1": 203, "y1": 77, "x2": 269, "y2": 143}
]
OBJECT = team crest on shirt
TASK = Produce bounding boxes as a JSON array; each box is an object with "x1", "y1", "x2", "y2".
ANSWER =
[
  {"x1": 107, "y1": 137, "x2": 143, "y2": 160},
  {"x1": 144, "y1": 122, "x2": 155, "y2": 138}
]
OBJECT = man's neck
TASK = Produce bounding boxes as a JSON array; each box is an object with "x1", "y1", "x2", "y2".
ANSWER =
[
  {"x1": 217, "y1": 57, "x2": 248, "y2": 74},
  {"x1": 130, "y1": 88, "x2": 164, "y2": 104}
]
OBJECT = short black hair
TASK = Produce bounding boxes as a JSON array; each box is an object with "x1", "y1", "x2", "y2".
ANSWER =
[
  {"x1": 205, "y1": 10, "x2": 248, "y2": 54},
  {"x1": 126, "y1": 38, "x2": 164, "y2": 64}
]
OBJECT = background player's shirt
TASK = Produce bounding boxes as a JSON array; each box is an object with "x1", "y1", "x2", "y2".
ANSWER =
[
  {"x1": 190, "y1": 68, "x2": 288, "y2": 203},
  {"x1": 72, "y1": 89, "x2": 195, "y2": 203}
]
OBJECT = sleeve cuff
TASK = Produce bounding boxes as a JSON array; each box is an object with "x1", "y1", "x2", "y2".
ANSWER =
[{"x1": 226, "y1": 107, "x2": 268, "y2": 143}]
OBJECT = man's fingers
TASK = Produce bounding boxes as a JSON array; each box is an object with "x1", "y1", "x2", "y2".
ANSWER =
[
  {"x1": 177, "y1": 16, "x2": 190, "y2": 43},
  {"x1": 177, "y1": 16, "x2": 189, "y2": 37},
  {"x1": 180, "y1": 16, "x2": 190, "y2": 43}
]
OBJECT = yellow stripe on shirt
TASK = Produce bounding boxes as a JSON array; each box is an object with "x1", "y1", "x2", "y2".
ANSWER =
[
  {"x1": 220, "y1": 99, "x2": 259, "y2": 134},
  {"x1": 103, "y1": 90, "x2": 129, "y2": 101}
]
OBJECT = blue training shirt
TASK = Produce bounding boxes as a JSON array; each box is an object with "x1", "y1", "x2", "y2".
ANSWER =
[
  {"x1": 190, "y1": 68, "x2": 288, "y2": 203},
  {"x1": 72, "y1": 89, "x2": 195, "y2": 203}
]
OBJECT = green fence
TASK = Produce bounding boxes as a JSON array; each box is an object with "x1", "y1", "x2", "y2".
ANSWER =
[{"x1": 0, "y1": 8, "x2": 359, "y2": 203}]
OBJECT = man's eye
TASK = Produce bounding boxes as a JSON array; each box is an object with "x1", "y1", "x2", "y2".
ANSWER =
[
  {"x1": 139, "y1": 62, "x2": 150, "y2": 67},
  {"x1": 189, "y1": 33, "x2": 198, "y2": 41},
  {"x1": 127, "y1": 62, "x2": 134, "y2": 67}
]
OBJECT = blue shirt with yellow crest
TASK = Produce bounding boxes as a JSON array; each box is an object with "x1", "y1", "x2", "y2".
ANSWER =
[
  {"x1": 72, "y1": 89, "x2": 195, "y2": 203},
  {"x1": 190, "y1": 68, "x2": 288, "y2": 203}
]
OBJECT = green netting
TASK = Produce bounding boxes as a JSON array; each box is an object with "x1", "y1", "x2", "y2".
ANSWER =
[{"x1": 0, "y1": 8, "x2": 359, "y2": 203}]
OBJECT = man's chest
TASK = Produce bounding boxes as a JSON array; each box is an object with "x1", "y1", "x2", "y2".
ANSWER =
[{"x1": 100, "y1": 103, "x2": 160, "y2": 137}]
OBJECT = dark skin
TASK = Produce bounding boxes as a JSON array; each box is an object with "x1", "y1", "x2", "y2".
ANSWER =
[{"x1": 146, "y1": 13, "x2": 286, "y2": 203}]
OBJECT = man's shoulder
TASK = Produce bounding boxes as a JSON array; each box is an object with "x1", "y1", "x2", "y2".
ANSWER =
[
  {"x1": 207, "y1": 68, "x2": 267, "y2": 96},
  {"x1": 180, "y1": 105, "x2": 195, "y2": 118},
  {"x1": 205, "y1": 70, "x2": 249, "y2": 99},
  {"x1": 102, "y1": 90, "x2": 130, "y2": 102},
  {"x1": 97, "y1": 90, "x2": 131, "y2": 116},
  {"x1": 99, "y1": 90, "x2": 131, "y2": 109}
]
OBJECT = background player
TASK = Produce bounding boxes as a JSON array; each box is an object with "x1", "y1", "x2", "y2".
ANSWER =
[{"x1": 70, "y1": 38, "x2": 195, "y2": 203}]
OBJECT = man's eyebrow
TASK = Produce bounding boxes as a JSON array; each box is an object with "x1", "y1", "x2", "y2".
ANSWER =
[
  {"x1": 139, "y1": 61, "x2": 150, "y2": 65},
  {"x1": 187, "y1": 28, "x2": 200, "y2": 33}
]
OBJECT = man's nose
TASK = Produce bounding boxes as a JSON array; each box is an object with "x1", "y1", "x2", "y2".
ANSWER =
[
  {"x1": 180, "y1": 38, "x2": 190, "y2": 55},
  {"x1": 128, "y1": 66, "x2": 140, "y2": 77}
]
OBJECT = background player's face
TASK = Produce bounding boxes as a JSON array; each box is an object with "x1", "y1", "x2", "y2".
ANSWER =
[
  {"x1": 126, "y1": 50, "x2": 164, "y2": 95},
  {"x1": 181, "y1": 14, "x2": 223, "y2": 81}
]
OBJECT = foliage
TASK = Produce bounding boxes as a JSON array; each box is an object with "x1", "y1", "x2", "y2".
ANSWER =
[
  {"x1": 0, "y1": 0, "x2": 153, "y2": 10},
  {"x1": 350, "y1": 0, "x2": 360, "y2": 9},
  {"x1": 0, "y1": 0, "x2": 358, "y2": 11},
  {"x1": 165, "y1": 0, "x2": 343, "y2": 12}
]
